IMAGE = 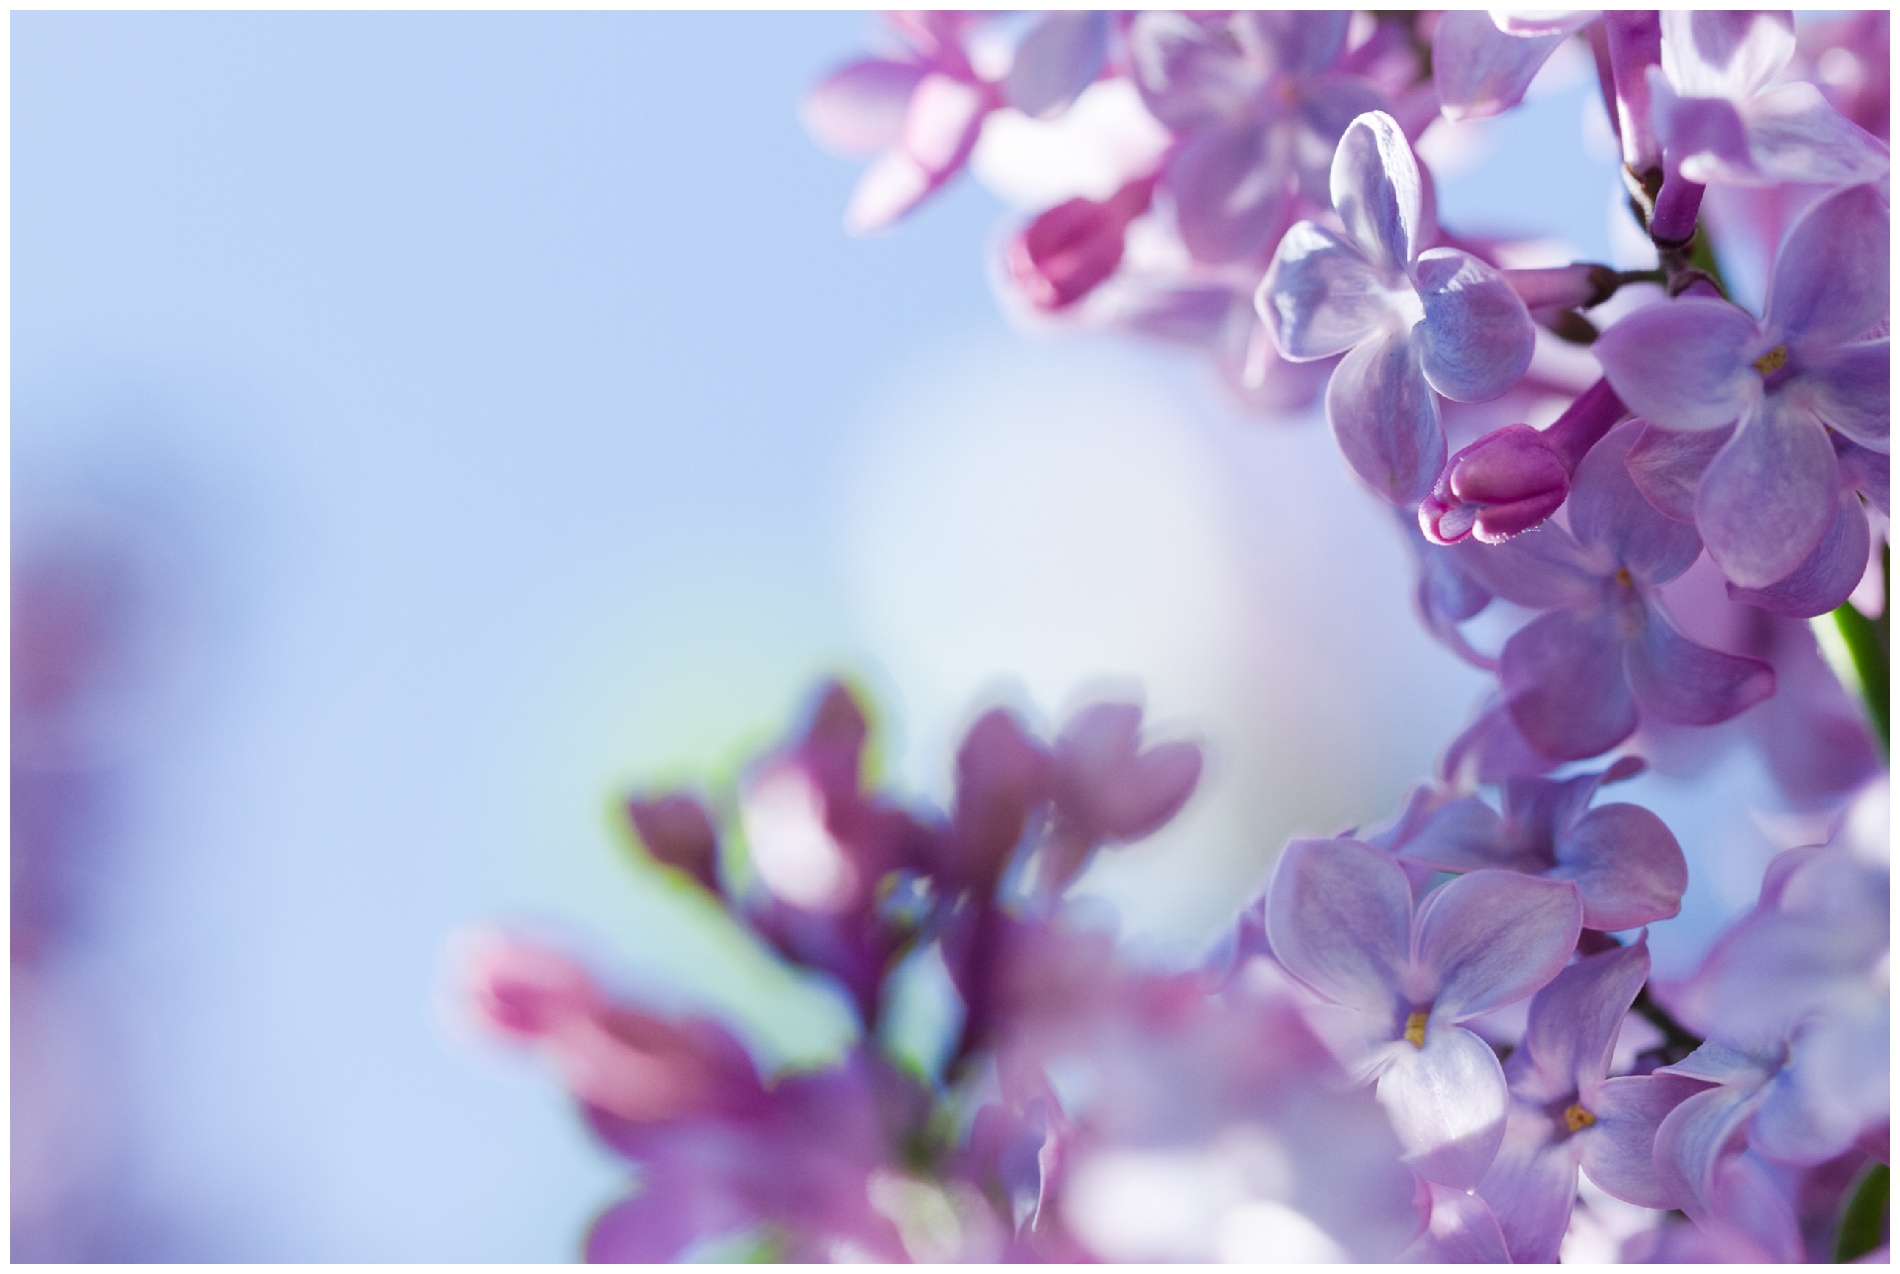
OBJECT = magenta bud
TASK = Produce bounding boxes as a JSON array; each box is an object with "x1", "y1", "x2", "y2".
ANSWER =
[
  {"x1": 627, "y1": 791, "x2": 721, "y2": 893},
  {"x1": 1006, "y1": 175, "x2": 1154, "y2": 311},
  {"x1": 1419, "y1": 423, "x2": 1571, "y2": 545}
]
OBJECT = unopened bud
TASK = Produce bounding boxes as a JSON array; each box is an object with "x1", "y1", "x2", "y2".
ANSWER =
[
  {"x1": 1006, "y1": 176, "x2": 1154, "y2": 311},
  {"x1": 1419, "y1": 424, "x2": 1570, "y2": 545}
]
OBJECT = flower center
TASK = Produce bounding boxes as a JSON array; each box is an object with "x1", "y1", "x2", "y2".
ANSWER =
[
  {"x1": 1614, "y1": 566, "x2": 1634, "y2": 589},
  {"x1": 1562, "y1": 1103, "x2": 1596, "y2": 1132},
  {"x1": 1403, "y1": 1011, "x2": 1428, "y2": 1048},
  {"x1": 1752, "y1": 344, "x2": 1789, "y2": 376}
]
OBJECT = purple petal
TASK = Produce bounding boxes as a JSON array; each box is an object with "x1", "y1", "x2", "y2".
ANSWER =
[
  {"x1": 1403, "y1": 1181, "x2": 1511, "y2": 1262},
  {"x1": 1234, "y1": 11, "x2": 1349, "y2": 78},
  {"x1": 586, "y1": 1173, "x2": 751, "y2": 1263},
  {"x1": 1728, "y1": 486, "x2": 1871, "y2": 618},
  {"x1": 1455, "y1": 524, "x2": 1602, "y2": 610},
  {"x1": 1652, "y1": 80, "x2": 1757, "y2": 181},
  {"x1": 1432, "y1": 11, "x2": 1564, "y2": 122},
  {"x1": 1578, "y1": 1073, "x2": 1711, "y2": 1208},
  {"x1": 1768, "y1": 182, "x2": 1892, "y2": 350},
  {"x1": 1126, "y1": 11, "x2": 1253, "y2": 132},
  {"x1": 1569, "y1": 422, "x2": 1703, "y2": 584},
  {"x1": 1441, "y1": 699, "x2": 1563, "y2": 786},
  {"x1": 1625, "y1": 422, "x2": 1728, "y2": 524},
  {"x1": 1167, "y1": 120, "x2": 1293, "y2": 265},
  {"x1": 1501, "y1": 608, "x2": 1639, "y2": 761},
  {"x1": 1330, "y1": 111, "x2": 1423, "y2": 280},
  {"x1": 1003, "y1": 11, "x2": 1108, "y2": 120},
  {"x1": 1258, "y1": 220, "x2": 1398, "y2": 361},
  {"x1": 1553, "y1": 804, "x2": 1688, "y2": 931},
  {"x1": 1652, "y1": 1077, "x2": 1765, "y2": 1220},
  {"x1": 1626, "y1": 603, "x2": 1776, "y2": 726},
  {"x1": 1733, "y1": 81, "x2": 1891, "y2": 187},
  {"x1": 1414, "y1": 870, "x2": 1582, "y2": 1020},
  {"x1": 1659, "y1": 10, "x2": 1793, "y2": 100},
  {"x1": 1477, "y1": 1113, "x2": 1581, "y2": 1263},
  {"x1": 1378, "y1": 1023, "x2": 1510, "y2": 1188},
  {"x1": 1805, "y1": 340, "x2": 1891, "y2": 451},
  {"x1": 1052, "y1": 703, "x2": 1201, "y2": 844},
  {"x1": 805, "y1": 59, "x2": 927, "y2": 157},
  {"x1": 1523, "y1": 940, "x2": 1649, "y2": 1098},
  {"x1": 1265, "y1": 837, "x2": 1411, "y2": 1014},
  {"x1": 1695, "y1": 396, "x2": 1839, "y2": 588},
  {"x1": 1326, "y1": 325, "x2": 1443, "y2": 505},
  {"x1": 1412, "y1": 248, "x2": 1536, "y2": 402},
  {"x1": 1398, "y1": 795, "x2": 1533, "y2": 874},
  {"x1": 902, "y1": 72, "x2": 988, "y2": 175},
  {"x1": 1837, "y1": 435, "x2": 1889, "y2": 515},
  {"x1": 1293, "y1": 76, "x2": 1391, "y2": 204},
  {"x1": 627, "y1": 791, "x2": 721, "y2": 893},
  {"x1": 1594, "y1": 298, "x2": 1761, "y2": 432}
]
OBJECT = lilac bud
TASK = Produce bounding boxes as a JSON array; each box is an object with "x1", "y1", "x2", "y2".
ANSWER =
[
  {"x1": 1006, "y1": 176, "x2": 1154, "y2": 312},
  {"x1": 1420, "y1": 424, "x2": 1570, "y2": 546},
  {"x1": 626, "y1": 791, "x2": 720, "y2": 893}
]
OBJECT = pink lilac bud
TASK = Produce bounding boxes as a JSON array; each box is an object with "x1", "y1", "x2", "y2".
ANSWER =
[
  {"x1": 626, "y1": 791, "x2": 720, "y2": 893},
  {"x1": 1006, "y1": 175, "x2": 1155, "y2": 312},
  {"x1": 1421, "y1": 424, "x2": 1570, "y2": 545},
  {"x1": 1503, "y1": 263, "x2": 1620, "y2": 311}
]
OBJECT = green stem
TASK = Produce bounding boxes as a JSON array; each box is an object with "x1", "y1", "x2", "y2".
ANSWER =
[
  {"x1": 1831, "y1": 542, "x2": 1890, "y2": 757},
  {"x1": 1834, "y1": 1162, "x2": 1889, "y2": 1263}
]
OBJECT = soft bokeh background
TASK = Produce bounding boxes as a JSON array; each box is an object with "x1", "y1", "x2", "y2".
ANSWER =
[{"x1": 12, "y1": 11, "x2": 1760, "y2": 1261}]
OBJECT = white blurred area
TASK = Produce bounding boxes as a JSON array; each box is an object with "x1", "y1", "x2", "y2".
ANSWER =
[{"x1": 837, "y1": 335, "x2": 1487, "y2": 957}]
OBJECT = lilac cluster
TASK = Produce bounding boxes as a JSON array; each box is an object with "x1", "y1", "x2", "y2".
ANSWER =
[{"x1": 469, "y1": 11, "x2": 1889, "y2": 1263}]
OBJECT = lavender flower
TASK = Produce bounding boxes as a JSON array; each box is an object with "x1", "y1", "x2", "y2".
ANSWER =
[
  {"x1": 1595, "y1": 181, "x2": 1890, "y2": 590},
  {"x1": 1258, "y1": 110, "x2": 1536, "y2": 503}
]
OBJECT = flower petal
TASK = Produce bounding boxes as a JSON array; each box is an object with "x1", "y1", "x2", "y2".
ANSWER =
[
  {"x1": 1402, "y1": 1181, "x2": 1511, "y2": 1262},
  {"x1": 1522, "y1": 940, "x2": 1650, "y2": 1096},
  {"x1": 1399, "y1": 795, "x2": 1532, "y2": 874},
  {"x1": 1659, "y1": 10, "x2": 1794, "y2": 100},
  {"x1": 1126, "y1": 11, "x2": 1254, "y2": 132},
  {"x1": 1003, "y1": 11, "x2": 1108, "y2": 120},
  {"x1": 1455, "y1": 523, "x2": 1602, "y2": 610},
  {"x1": 587, "y1": 1172, "x2": 752, "y2": 1263},
  {"x1": 1414, "y1": 869, "x2": 1582, "y2": 1020},
  {"x1": 1234, "y1": 10, "x2": 1350, "y2": 78},
  {"x1": 1727, "y1": 485, "x2": 1871, "y2": 618},
  {"x1": 1579, "y1": 1073, "x2": 1711, "y2": 1208},
  {"x1": 1767, "y1": 182, "x2": 1891, "y2": 350},
  {"x1": 1805, "y1": 341, "x2": 1890, "y2": 452},
  {"x1": 1553, "y1": 804, "x2": 1688, "y2": 931},
  {"x1": 805, "y1": 59, "x2": 928, "y2": 157},
  {"x1": 1265, "y1": 837, "x2": 1411, "y2": 1015},
  {"x1": 1626, "y1": 603, "x2": 1776, "y2": 726},
  {"x1": 1695, "y1": 395, "x2": 1839, "y2": 588},
  {"x1": 1432, "y1": 11, "x2": 1564, "y2": 122},
  {"x1": 1477, "y1": 1111, "x2": 1581, "y2": 1263},
  {"x1": 1412, "y1": 248, "x2": 1536, "y2": 402},
  {"x1": 1568, "y1": 422, "x2": 1703, "y2": 584},
  {"x1": 1735, "y1": 81, "x2": 1891, "y2": 188},
  {"x1": 1651, "y1": 1077, "x2": 1766, "y2": 1221},
  {"x1": 1594, "y1": 298, "x2": 1761, "y2": 433},
  {"x1": 1625, "y1": 422, "x2": 1728, "y2": 524},
  {"x1": 1257, "y1": 220, "x2": 1399, "y2": 360},
  {"x1": 1377, "y1": 1023, "x2": 1510, "y2": 1188},
  {"x1": 1167, "y1": 120, "x2": 1293, "y2": 264},
  {"x1": 1837, "y1": 435, "x2": 1889, "y2": 515},
  {"x1": 1501, "y1": 608, "x2": 1639, "y2": 761},
  {"x1": 1325, "y1": 324, "x2": 1443, "y2": 505},
  {"x1": 1330, "y1": 111, "x2": 1423, "y2": 280},
  {"x1": 1652, "y1": 78, "x2": 1758, "y2": 183}
]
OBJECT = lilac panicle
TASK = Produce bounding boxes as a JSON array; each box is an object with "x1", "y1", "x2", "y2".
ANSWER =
[
  {"x1": 1258, "y1": 110, "x2": 1536, "y2": 504},
  {"x1": 1265, "y1": 836, "x2": 1581, "y2": 1187},
  {"x1": 1595, "y1": 181, "x2": 1889, "y2": 589},
  {"x1": 1456, "y1": 421, "x2": 1775, "y2": 761}
]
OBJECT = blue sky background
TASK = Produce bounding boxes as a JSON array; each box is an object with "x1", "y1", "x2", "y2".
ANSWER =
[{"x1": 13, "y1": 12, "x2": 1758, "y2": 1261}]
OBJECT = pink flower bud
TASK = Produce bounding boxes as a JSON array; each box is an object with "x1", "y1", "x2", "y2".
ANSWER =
[
  {"x1": 626, "y1": 791, "x2": 720, "y2": 892},
  {"x1": 1419, "y1": 424, "x2": 1570, "y2": 545},
  {"x1": 1006, "y1": 176, "x2": 1154, "y2": 312}
]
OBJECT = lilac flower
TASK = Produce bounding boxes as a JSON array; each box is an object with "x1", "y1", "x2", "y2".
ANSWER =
[
  {"x1": 1432, "y1": 11, "x2": 1594, "y2": 123},
  {"x1": 1399, "y1": 759, "x2": 1687, "y2": 931},
  {"x1": 1258, "y1": 110, "x2": 1536, "y2": 503},
  {"x1": 1128, "y1": 11, "x2": 1385, "y2": 264},
  {"x1": 1265, "y1": 835, "x2": 1581, "y2": 1187},
  {"x1": 806, "y1": 13, "x2": 1108, "y2": 234},
  {"x1": 1474, "y1": 940, "x2": 1708, "y2": 1260},
  {"x1": 1650, "y1": 11, "x2": 1889, "y2": 189},
  {"x1": 1456, "y1": 421, "x2": 1775, "y2": 761},
  {"x1": 1596, "y1": 181, "x2": 1890, "y2": 590}
]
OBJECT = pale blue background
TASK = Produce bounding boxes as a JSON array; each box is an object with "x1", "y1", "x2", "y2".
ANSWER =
[{"x1": 13, "y1": 13, "x2": 1672, "y2": 1261}]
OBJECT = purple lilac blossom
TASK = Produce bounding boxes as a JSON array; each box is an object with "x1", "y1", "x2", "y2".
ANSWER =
[
  {"x1": 1128, "y1": 11, "x2": 1385, "y2": 265},
  {"x1": 1264, "y1": 835, "x2": 1581, "y2": 1187},
  {"x1": 1258, "y1": 110, "x2": 1537, "y2": 504},
  {"x1": 1595, "y1": 180, "x2": 1890, "y2": 590},
  {"x1": 1650, "y1": 10, "x2": 1890, "y2": 189},
  {"x1": 1431, "y1": 10, "x2": 1593, "y2": 123}
]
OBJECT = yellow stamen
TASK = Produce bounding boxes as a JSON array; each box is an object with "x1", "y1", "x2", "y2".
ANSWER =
[
  {"x1": 1752, "y1": 344, "x2": 1789, "y2": 376},
  {"x1": 1403, "y1": 1011, "x2": 1428, "y2": 1048},
  {"x1": 1563, "y1": 1103, "x2": 1597, "y2": 1132}
]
